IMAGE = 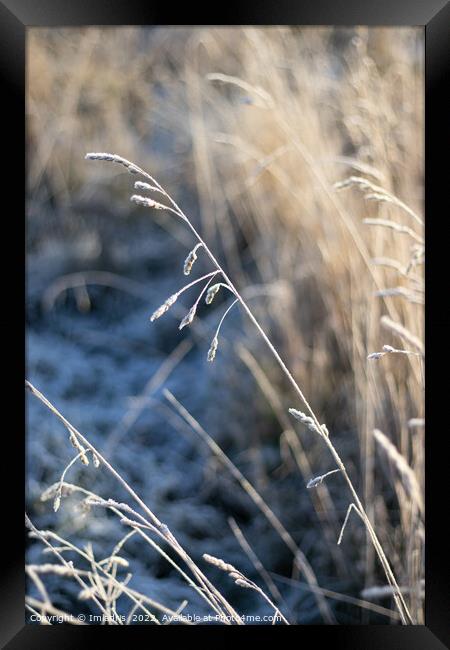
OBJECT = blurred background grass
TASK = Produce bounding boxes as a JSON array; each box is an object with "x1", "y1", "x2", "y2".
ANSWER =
[{"x1": 26, "y1": 26, "x2": 424, "y2": 624}]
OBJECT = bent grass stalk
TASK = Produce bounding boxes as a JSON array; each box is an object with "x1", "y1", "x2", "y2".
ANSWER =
[
  {"x1": 85, "y1": 152, "x2": 413, "y2": 624},
  {"x1": 207, "y1": 298, "x2": 238, "y2": 362}
]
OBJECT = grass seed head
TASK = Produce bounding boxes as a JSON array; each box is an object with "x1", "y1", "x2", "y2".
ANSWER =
[
  {"x1": 203, "y1": 554, "x2": 236, "y2": 573},
  {"x1": 68, "y1": 433, "x2": 89, "y2": 465},
  {"x1": 179, "y1": 305, "x2": 197, "y2": 330},
  {"x1": 205, "y1": 283, "x2": 221, "y2": 305},
  {"x1": 367, "y1": 352, "x2": 385, "y2": 360},
  {"x1": 183, "y1": 244, "x2": 202, "y2": 276},
  {"x1": 130, "y1": 194, "x2": 166, "y2": 210},
  {"x1": 307, "y1": 476, "x2": 324, "y2": 489},
  {"x1": 134, "y1": 180, "x2": 160, "y2": 193},
  {"x1": 85, "y1": 152, "x2": 140, "y2": 174},
  {"x1": 150, "y1": 293, "x2": 178, "y2": 322},
  {"x1": 234, "y1": 577, "x2": 252, "y2": 589},
  {"x1": 53, "y1": 492, "x2": 61, "y2": 512},
  {"x1": 207, "y1": 336, "x2": 219, "y2": 362},
  {"x1": 288, "y1": 408, "x2": 320, "y2": 434}
]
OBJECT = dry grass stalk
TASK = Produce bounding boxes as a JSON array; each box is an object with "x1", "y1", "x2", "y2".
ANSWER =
[
  {"x1": 361, "y1": 582, "x2": 424, "y2": 601},
  {"x1": 337, "y1": 503, "x2": 365, "y2": 546},
  {"x1": 206, "y1": 298, "x2": 238, "y2": 362},
  {"x1": 380, "y1": 316, "x2": 424, "y2": 355},
  {"x1": 367, "y1": 344, "x2": 422, "y2": 361},
  {"x1": 373, "y1": 286, "x2": 423, "y2": 305},
  {"x1": 271, "y1": 573, "x2": 401, "y2": 621},
  {"x1": 373, "y1": 429, "x2": 424, "y2": 516},
  {"x1": 206, "y1": 72, "x2": 274, "y2": 108},
  {"x1": 334, "y1": 175, "x2": 423, "y2": 227},
  {"x1": 363, "y1": 219, "x2": 423, "y2": 244},
  {"x1": 104, "y1": 338, "x2": 193, "y2": 456}
]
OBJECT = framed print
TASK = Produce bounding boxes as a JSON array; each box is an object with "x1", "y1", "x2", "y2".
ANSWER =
[{"x1": 1, "y1": 0, "x2": 448, "y2": 646}]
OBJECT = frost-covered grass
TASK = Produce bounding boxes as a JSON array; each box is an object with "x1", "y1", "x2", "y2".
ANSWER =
[{"x1": 26, "y1": 26, "x2": 424, "y2": 625}]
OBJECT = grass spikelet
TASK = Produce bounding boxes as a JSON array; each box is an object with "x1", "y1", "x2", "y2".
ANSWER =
[
  {"x1": 206, "y1": 298, "x2": 239, "y2": 363},
  {"x1": 288, "y1": 408, "x2": 323, "y2": 435},
  {"x1": 235, "y1": 578, "x2": 252, "y2": 589},
  {"x1": 333, "y1": 175, "x2": 423, "y2": 226},
  {"x1": 306, "y1": 469, "x2": 341, "y2": 489},
  {"x1": 203, "y1": 552, "x2": 288, "y2": 623},
  {"x1": 179, "y1": 305, "x2": 197, "y2": 330},
  {"x1": 150, "y1": 273, "x2": 218, "y2": 325},
  {"x1": 69, "y1": 433, "x2": 89, "y2": 465},
  {"x1": 367, "y1": 352, "x2": 385, "y2": 360},
  {"x1": 150, "y1": 294, "x2": 178, "y2": 322},
  {"x1": 130, "y1": 194, "x2": 167, "y2": 210},
  {"x1": 367, "y1": 344, "x2": 421, "y2": 361},
  {"x1": 207, "y1": 336, "x2": 218, "y2": 362},
  {"x1": 85, "y1": 152, "x2": 141, "y2": 174},
  {"x1": 134, "y1": 180, "x2": 162, "y2": 193},
  {"x1": 183, "y1": 243, "x2": 202, "y2": 276},
  {"x1": 107, "y1": 556, "x2": 129, "y2": 568},
  {"x1": 205, "y1": 283, "x2": 221, "y2": 305},
  {"x1": 27, "y1": 563, "x2": 75, "y2": 576},
  {"x1": 203, "y1": 554, "x2": 236, "y2": 573},
  {"x1": 53, "y1": 493, "x2": 61, "y2": 512}
]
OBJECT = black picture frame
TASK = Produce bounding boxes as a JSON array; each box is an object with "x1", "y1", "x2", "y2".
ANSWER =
[{"x1": 1, "y1": 0, "x2": 448, "y2": 647}]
